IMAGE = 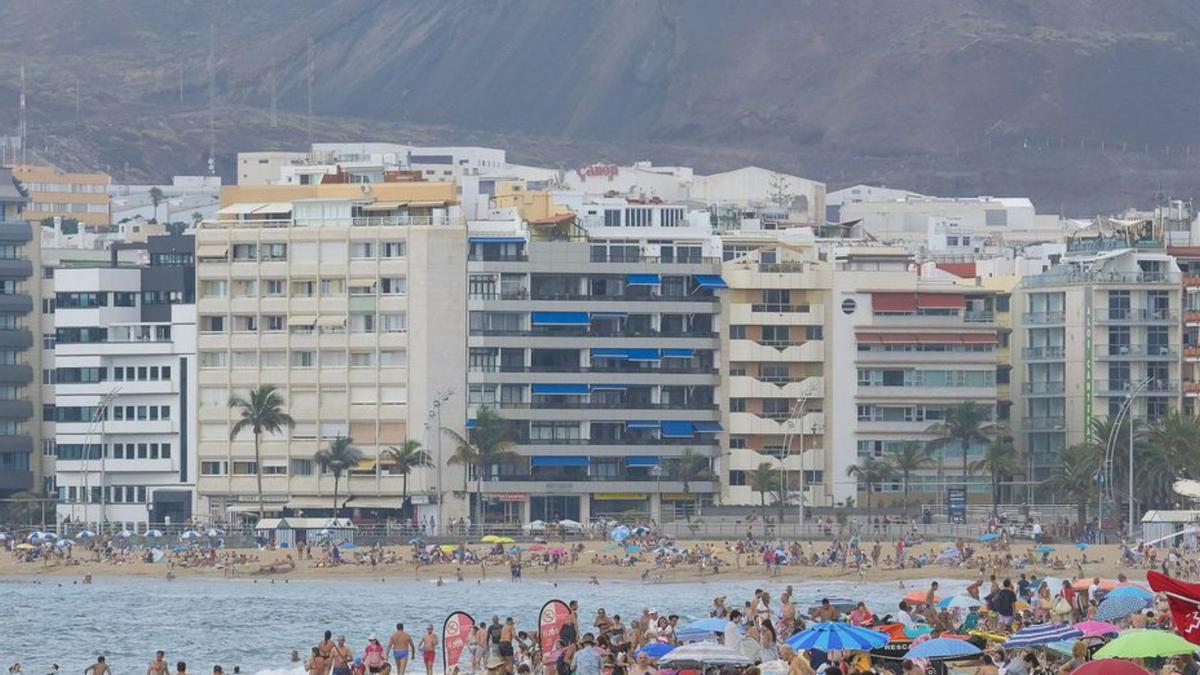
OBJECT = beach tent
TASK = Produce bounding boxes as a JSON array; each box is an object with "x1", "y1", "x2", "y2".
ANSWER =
[
  {"x1": 1140, "y1": 510, "x2": 1200, "y2": 546},
  {"x1": 255, "y1": 517, "x2": 357, "y2": 548}
]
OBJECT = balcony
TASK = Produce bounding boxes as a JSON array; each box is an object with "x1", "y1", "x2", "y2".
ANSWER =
[
  {"x1": 493, "y1": 400, "x2": 717, "y2": 411},
  {"x1": 0, "y1": 399, "x2": 33, "y2": 419},
  {"x1": 477, "y1": 476, "x2": 716, "y2": 494},
  {"x1": 528, "y1": 292, "x2": 717, "y2": 304},
  {"x1": 1097, "y1": 308, "x2": 1177, "y2": 324},
  {"x1": 750, "y1": 303, "x2": 812, "y2": 313},
  {"x1": 517, "y1": 437, "x2": 717, "y2": 448},
  {"x1": 0, "y1": 294, "x2": 32, "y2": 313},
  {"x1": 470, "y1": 328, "x2": 718, "y2": 339},
  {"x1": 0, "y1": 223, "x2": 32, "y2": 242},
  {"x1": 1024, "y1": 270, "x2": 1179, "y2": 288},
  {"x1": 0, "y1": 259, "x2": 32, "y2": 279},
  {"x1": 1185, "y1": 311, "x2": 1200, "y2": 324},
  {"x1": 1185, "y1": 382, "x2": 1200, "y2": 395},
  {"x1": 1023, "y1": 416, "x2": 1066, "y2": 431},
  {"x1": 1095, "y1": 380, "x2": 1178, "y2": 396},
  {"x1": 1021, "y1": 346, "x2": 1066, "y2": 360},
  {"x1": 1186, "y1": 346, "x2": 1200, "y2": 360},
  {"x1": 0, "y1": 434, "x2": 32, "y2": 452},
  {"x1": 964, "y1": 311, "x2": 995, "y2": 323},
  {"x1": 470, "y1": 364, "x2": 718, "y2": 375},
  {"x1": 1096, "y1": 344, "x2": 1177, "y2": 360},
  {"x1": 0, "y1": 365, "x2": 32, "y2": 385},
  {"x1": 0, "y1": 469, "x2": 32, "y2": 492},
  {"x1": 1020, "y1": 381, "x2": 1066, "y2": 395},
  {"x1": 0, "y1": 328, "x2": 31, "y2": 349},
  {"x1": 1185, "y1": 275, "x2": 1200, "y2": 289},
  {"x1": 1022, "y1": 312, "x2": 1066, "y2": 325}
]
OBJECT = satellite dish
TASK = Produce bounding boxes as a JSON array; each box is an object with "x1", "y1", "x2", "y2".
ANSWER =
[{"x1": 1173, "y1": 479, "x2": 1200, "y2": 500}]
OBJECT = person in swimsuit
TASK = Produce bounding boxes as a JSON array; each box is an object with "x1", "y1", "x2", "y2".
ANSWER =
[
  {"x1": 498, "y1": 618, "x2": 516, "y2": 674},
  {"x1": 387, "y1": 624, "x2": 414, "y2": 675},
  {"x1": 84, "y1": 657, "x2": 110, "y2": 675},
  {"x1": 363, "y1": 637, "x2": 385, "y2": 675},
  {"x1": 307, "y1": 649, "x2": 325, "y2": 675},
  {"x1": 317, "y1": 632, "x2": 335, "y2": 675},
  {"x1": 175, "y1": 663, "x2": 188, "y2": 675},
  {"x1": 331, "y1": 637, "x2": 352, "y2": 675},
  {"x1": 419, "y1": 626, "x2": 436, "y2": 675},
  {"x1": 147, "y1": 652, "x2": 168, "y2": 675}
]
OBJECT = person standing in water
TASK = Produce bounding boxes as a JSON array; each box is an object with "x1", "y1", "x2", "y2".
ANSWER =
[
  {"x1": 331, "y1": 636, "x2": 352, "y2": 675},
  {"x1": 84, "y1": 658, "x2": 109, "y2": 675},
  {"x1": 419, "y1": 626, "x2": 437, "y2": 675},
  {"x1": 317, "y1": 632, "x2": 335, "y2": 675},
  {"x1": 387, "y1": 624, "x2": 414, "y2": 675},
  {"x1": 146, "y1": 652, "x2": 168, "y2": 675}
]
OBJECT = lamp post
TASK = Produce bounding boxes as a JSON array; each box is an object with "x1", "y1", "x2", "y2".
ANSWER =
[
  {"x1": 1101, "y1": 375, "x2": 1151, "y2": 541},
  {"x1": 650, "y1": 464, "x2": 663, "y2": 521},
  {"x1": 80, "y1": 387, "x2": 120, "y2": 530},
  {"x1": 780, "y1": 393, "x2": 810, "y2": 532},
  {"x1": 427, "y1": 389, "x2": 453, "y2": 536}
]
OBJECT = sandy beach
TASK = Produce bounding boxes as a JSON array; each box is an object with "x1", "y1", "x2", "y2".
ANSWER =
[{"x1": 0, "y1": 540, "x2": 1154, "y2": 585}]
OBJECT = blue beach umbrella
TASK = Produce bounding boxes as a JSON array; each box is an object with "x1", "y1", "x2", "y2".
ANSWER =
[
  {"x1": 905, "y1": 638, "x2": 982, "y2": 660},
  {"x1": 979, "y1": 533, "x2": 999, "y2": 542},
  {"x1": 636, "y1": 643, "x2": 675, "y2": 659},
  {"x1": 1107, "y1": 585, "x2": 1153, "y2": 601},
  {"x1": 1004, "y1": 623, "x2": 1082, "y2": 649},
  {"x1": 938, "y1": 595, "x2": 982, "y2": 610},
  {"x1": 1033, "y1": 545, "x2": 1056, "y2": 554},
  {"x1": 1075, "y1": 542, "x2": 1091, "y2": 550},
  {"x1": 610, "y1": 525, "x2": 631, "y2": 543},
  {"x1": 76, "y1": 530, "x2": 96, "y2": 539},
  {"x1": 145, "y1": 529, "x2": 164, "y2": 538},
  {"x1": 787, "y1": 622, "x2": 889, "y2": 651},
  {"x1": 1096, "y1": 594, "x2": 1151, "y2": 622}
]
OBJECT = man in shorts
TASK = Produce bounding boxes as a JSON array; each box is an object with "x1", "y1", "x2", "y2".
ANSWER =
[
  {"x1": 419, "y1": 626, "x2": 436, "y2": 675},
  {"x1": 498, "y1": 618, "x2": 516, "y2": 673},
  {"x1": 388, "y1": 624, "x2": 414, "y2": 675}
]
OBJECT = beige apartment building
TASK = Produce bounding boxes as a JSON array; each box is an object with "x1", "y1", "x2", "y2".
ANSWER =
[
  {"x1": 12, "y1": 165, "x2": 111, "y2": 227},
  {"x1": 720, "y1": 231, "x2": 831, "y2": 508},
  {"x1": 193, "y1": 180, "x2": 468, "y2": 526}
]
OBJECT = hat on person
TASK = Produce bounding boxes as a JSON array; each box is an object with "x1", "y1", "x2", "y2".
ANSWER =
[
  {"x1": 647, "y1": 607, "x2": 658, "y2": 614},
  {"x1": 485, "y1": 656, "x2": 504, "y2": 670},
  {"x1": 369, "y1": 634, "x2": 379, "y2": 642}
]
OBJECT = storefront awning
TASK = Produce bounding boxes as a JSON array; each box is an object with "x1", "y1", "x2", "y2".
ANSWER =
[
  {"x1": 531, "y1": 456, "x2": 589, "y2": 467},
  {"x1": 625, "y1": 420, "x2": 659, "y2": 429},
  {"x1": 531, "y1": 384, "x2": 590, "y2": 395},
  {"x1": 661, "y1": 348, "x2": 694, "y2": 359},
  {"x1": 693, "y1": 421, "x2": 723, "y2": 433},
  {"x1": 627, "y1": 274, "x2": 661, "y2": 285},
  {"x1": 532, "y1": 311, "x2": 589, "y2": 326},
  {"x1": 873, "y1": 293, "x2": 918, "y2": 312},
  {"x1": 287, "y1": 315, "x2": 317, "y2": 327},
  {"x1": 626, "y1": 456, "x2": 661, "y2": 466},
  {"x1": 694, "y1": 274, "x2": 728, "y2": 289},
  {"x1": 660, "y1": 421, "x2": 695, "y2": 438}
]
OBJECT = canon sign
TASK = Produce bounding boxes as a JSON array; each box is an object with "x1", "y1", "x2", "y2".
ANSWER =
[{"x1": 575, "y1": 163, "x2": 620, "y2": 181}]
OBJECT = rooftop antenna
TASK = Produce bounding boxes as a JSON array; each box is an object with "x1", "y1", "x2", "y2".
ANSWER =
[
  {"x1": 306, "y1": 37, "x2": 315, "y2": 148},
  {"x1": 18, "y1": 62, "x2": 26, "y2": 165},
  {"x1": 207, "y1": 22, "x2": 215, "y2": 176}
]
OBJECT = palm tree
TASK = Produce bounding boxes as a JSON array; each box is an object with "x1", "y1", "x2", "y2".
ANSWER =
[
  {"x1": 927, "y1": 402, "x2": 993, "y2": 488},
  {"x1": 314, "y1": 436, "x2": 364, "y2": 517},
  {"x1": 970, "y1": 429, "x2": 1019, "y2": 517},
  {"x1": 148, "y1": 186, "x2": 165, "y2": 222},
  {"x1": 383, "y1": 439, "x2": 433, "y2": 513},
  {"x1": 846, "y1": 457, "x2": 896, "y2": 523},
  {"x1": 748, "y1": 461, "x2": 782, "y2": 518},
  {"x1": 889, "y1": 442, "x2": 934, "y2": 517},
  {"x1": 444, "y1": 406, "x2": 520, "y2": 526},
  {"x1": 666, "y1": 448, "x2": 716, "y2": 518},
  {"x1": 1049, "y1": 444, "x2": 1102, "y2": 529},
  {"x1": 1144, "y1": 412, "x2": 1200, "y2": 510},
  {"x1": 228, "y1": 385, "x2": 296, "y2": 521}
]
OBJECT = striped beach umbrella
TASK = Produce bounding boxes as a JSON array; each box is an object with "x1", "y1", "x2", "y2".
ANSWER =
[
  {"x1": 656, "y1": 642, "x2": 753, "y2": 668},
  {"x1": 1096, "y1": 594, "x2": 1151, "y2": 622},
  {"x1": 787, "y1": 622, "x2": 890, "y2": 651},
  {"x1": 1004, "y1": 623, "x2": 1083, "y2": 649},
  {"x1": 905, "y1": 637, "x2": 982, "y2": 660},
  {"x1": 1106, "y1": 585, "x2": 1153, "y2": 601}
]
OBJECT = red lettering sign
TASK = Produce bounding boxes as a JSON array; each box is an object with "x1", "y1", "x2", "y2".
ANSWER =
[{"x1": 575, "y1": 164, "x2": 619, "y2": 181}]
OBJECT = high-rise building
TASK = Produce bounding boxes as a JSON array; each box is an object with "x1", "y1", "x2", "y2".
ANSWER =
[
  {"x1": 193, "y1": 181, "x2": 467, "y2": 526},
  {"x1": 1013, "y1": 238, "x2": 1182, "y2": 484},
  {"x1": 12, "y1": 164, "x2": 111, "y2": 228},
  {"x1": 0, "y1": 169, "x2": 37, "y2": 501},
  {"x1": 719, "y1": 230, "x2": 831, "y2": 508},
  {"x1": 52, "y1": 234, "x2": 198, "y2": 528},
  {"x1": 464, "y1": 204, "x2": 724, "y2": 523}
]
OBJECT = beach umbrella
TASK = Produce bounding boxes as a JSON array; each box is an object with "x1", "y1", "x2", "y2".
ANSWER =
[
  {"x1": 507, "y1": 545, "x2": 521, "y2": 555},
  {"x1": 558, "y1": 519, "x2": 582, "y2": 529},
  {"x1": 1074, "y1": 620, "x2": 1121, "y2": 638},
  {"x1": 116, "y1": 529, "x2": 134, "y2": 538},
  {"x1": 1003, "y1": 623, "x2": 1083, "y2": 649},
  {"x1": 481, "y1": 535, "x2": 501, "y2": 543},
  {"x1": 439, "y1": 544, "x2": 457, "y2": 553},
  {"x1": 1096, "y1": 594, "x2": 1151, "y2": 622},
  {"x1": 495, "y1": 536, "x2": 514, "y2": 544},
  {"x1": 205, "y1": 528, "x2": 225, "y2": 538},
  {"x1": 758, "y1": 660, "x2": 789, "y2": 675},
  {"x1": 656, "y1": 642, "x2": 752, "y2": 668},
  {"x1": 905, "y1": 637, "x2": 981, "y2": 660},
  {"x1": 549, "y1": 546, "x2": 567, "y2": 556},
  {"x1": 938, "y1": 595, "x2": 982, "y2": 610},
  {"x1": 55, "y1": 539, "x2": 74, "y2": 548},
  {"x1": 787, "y1": 622, "x2": 889, "y2": 651},
  {"x1": 635, "y1": 643, "x2": 674, "y2": 659},
  {"x1": 1075, "y1": 542, "x2": 1091, "y2": 550},
  {"x1": 680, "y1": 618, "x2": 733, "y2": 634},
  {"x1": 979, "y1": 532, "x2": 999, "y2": 542},
  {"x1": 408, "y1": 537, "x2": 425, "y2": 545},
  {"x1": 1070, "y1": 659, "x2": 1150, "y2": 675},
  {"x1": 632, "y1": 525, "x2": 649, "y2": 535},
  {"x1": 903, "y1": 590, "x2": 940, "y2": 604},
  {"x1": 1033, "y1": 544, "x2": 1056, "y2": 554},
  {"x1": 523, "y1": 520, "x2": 546, "y2": 531},
  {"x1": 1107, "y1": 585, "x2": 1153, "y2": 601},
  {"x1": 145, "y1": 529, "x2": 164, "y2": 538},
  {"x1": 76, "y1": 530, "x2": 96, "y2": 539},
  {"x1": 610, "y1": 525, "x2": 631, "y2": 543},
  {"x1": 1073, "y1": 578, "x2": 1119, "y2": 591},
  {"x1": 180, "y1": 530, "x2": 202, "y2": 540},
  {"x1": 16, "y1": 543, "x2": 35, "y2": 550},
  {"x1": 169, "y1": 544, "x2": 188, "y2": 553},
  {"x1": 529, "y1": 543, "x2": 545, "y2": 551},
  {"x1": 1094, "y1": 629, "x2": 1199, "y2": 659}
]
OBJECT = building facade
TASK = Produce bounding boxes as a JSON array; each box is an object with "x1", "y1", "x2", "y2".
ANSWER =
[
  {"x1": 53, "y1": 234, "x2": 197, "y2": 528},
  {"x1": 464, "y1": 209, "x2": 723, "y2": 523},
  {"x1": 12, "y1": 165, "x2": 111, "y2": 227},
  {"x1": 193, "y1": 181, "x2": 467, "y2": 526},
  {"x1": 0, "y1": 169, "x2": 37, "y2": 500}
]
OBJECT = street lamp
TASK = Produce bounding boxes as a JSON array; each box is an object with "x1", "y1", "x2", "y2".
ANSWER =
[
  {"x1": 1101, "y1": 375, "x2": 1152, "y2": 540},
  {"x1": 80, "y1": 387, "x2": 120, "y2": 530},
  {"x1": 780, "y1": 393, "x2": 810, "y2": 529},
  {"x1": 650, "y1": 464, "x2": 664, "y2": 521},
  {"x1": 427, "y1": 389, "x2": 453, "y2": 535}
]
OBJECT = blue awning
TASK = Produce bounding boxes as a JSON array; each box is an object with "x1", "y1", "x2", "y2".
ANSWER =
[
  {"x1": 590, "y1": 348, "x2": 630, "y2": 360},
  {"x1": 661, "y1": 348, "x2": 695, "y2": 359},
  {"x1": 465, "y1": 419, "x2": 477, "y2": 429},
  {"x1": 532, "y1": 311, "x2": 589, "y2": 326},
  {"x1": 531, "y1": 456, "x2": 589, "y2": 467},
  {"x1": 693, "y1": 421, "x2": 724, "y2": 433},
  {"x1": 469, "y1": 236, "x2": 526, "y2": 244},
  {"x1": 626, "y1": 456, "x2": 661, "y2": 466},
  {"x1": 626, "y1": 420, "x2": 660, "y2": 429},
  {"x1": 590, "y1": 383, "x2": 628, "y2": 391},
  {"x1": 591, "y1": 311, "x2": 628, "y2": 318},
  {"x1": 627, "y1": 274, "x2": 662, "y2": 286},
  {"x1": 694, "y1": 274, "x2": 729, "y2": 289},
  {"x1": 627, "y1": 349, "x2": 661, "y2": 361},
  {"x1": 531, "y1": 384, "x2": 590, "y2": 395},
  {"x1": 660, "y1": 421, "x2": 695, "y2": 438}
]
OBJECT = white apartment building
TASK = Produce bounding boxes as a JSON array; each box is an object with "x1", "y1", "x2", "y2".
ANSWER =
[
  {"x1": 193, "y1": 181, "x2": 467, "y2": 526},
  {"x1": 839, "y1": 195, "x2": 1062, "y2": 246},
  {"x1": 53, "y1": 235, "x2": 198, "y2": 528}
]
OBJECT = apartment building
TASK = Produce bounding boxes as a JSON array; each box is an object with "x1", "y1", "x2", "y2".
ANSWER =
[
  {"x1": 464, "y1": 205, "x2": 723, "y2": 524},
  {"x1": 0, "y1": 169, "x2": 37, "y2": 500},
  {"x1": 12, "y1": 164, "x2": 111, "y2": 227},
  {"x1": 52, "y1": 234, "x2": 197, "y2": 528},
  {"x1": 719, "y1": 230, "x2": 831, "y2": 508},
  {"x1": 1012, "y1": 238, "x2": 1182, "y2": 483},
  {"x1": 194, "y1": 181, "x2": 466, "y2": 526},
  {"x1": 1169, "y1": 246, "x2": 1200, "y2": 415},
  {"x1": 827, "y1": 248, "x2": 1002, "y2": 504}
]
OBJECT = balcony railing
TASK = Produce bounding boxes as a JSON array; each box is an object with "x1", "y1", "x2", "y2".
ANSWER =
[
  {"x1": 757, "y1": 263, "x2": 808, "y2": 274},
  {"x1": 1024, "y1": 270, "x2": 1179, "y2": 288},
  {"x1": 470, "y1": 328, "x2": 718, "y2": 338},
  {"x1": 520, "y1": 292, "x2": 716, "y2": 303},
  {"x1": 205, "y1": 215, "x2": 446, "y2": 229},
  {"x1": 516, "y1": 437, "x2": 718, "y2": 447},
  {"x1": 1022, "y1": 312, "x2": 1066, "y2": 324},
  {"x1": 1021, "y1": 346, "x2": 1066, "y2": 360},
  {"x1": 468, "y1": 364, "x2": 717, "y2": 375},
  {"x1": 750, "y1": 304, "x2": 811, "y2": 313},
  {"x1": 1095, "y1": 380, "x2": 1177, "y2": 395},
  {"x1": 1097, "y1": 344, "x2": 1177, "y2": 358},
  {"x1": 494, "y1": 400, "x2": 717, "y2": 411},
  {"x1": 1020, "y1": 382, "x2": 1065, "y2": 394},
  {"x1": 1023, "y1": 416, "x2": 1066, "y2": 430},
  {"x1": 963, "y1": 311, "x2": 996, "y2": 323},
  {"x1": 1097, "y1": 308, "x2": 1176, "y2": 323}
]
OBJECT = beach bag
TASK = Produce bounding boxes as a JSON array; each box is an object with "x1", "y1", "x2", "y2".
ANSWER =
[{"x1": 1052, "y1": 598, "x2": 1071, "y2": 617}]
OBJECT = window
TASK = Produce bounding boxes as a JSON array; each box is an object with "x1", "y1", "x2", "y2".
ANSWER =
[
  {"x1": 201, "y1": 280, "x2": 228, "y2": 298},
  {"x1": 112, "y1": 292, "x2": 137, "y2": 307},
  {"x1": 380, "y1": 313, "x2": 407, "y2": 333},
  {"x1": 290, "y1": 459, "x2": 314, "y2": 476},
  {"x1": 350, "y1": 351, "x2": 376, "y2": 367},
  {"x1": 291, "y1": 280, "x2": 316, "y2": 297},
  {"x1": 234, "y1": 315, "x2": 257, "y2": 332},
  {"x1": 264, "y1": 315, "x2": 284, "y2": 332},
  {"x1": 260, "y1": 243, "x2": 287, "y2": 261},
  {"x1": 264, "y1": 279, "x2": 285, "y2": 297},
  {"x1": 201, "y1": 315, "x2": 225, "y2": 332},
  {"x1": 232, "y1": 244, "x2": 258, "y2": 261},
  {"x1": 729, "y1": 325, "x2": 747, "y2": 340},
  {"x1": 320, "y1": 350, "x2": 347, "y2": 367},
  {"x1": 201, "y1": 461, "x2": 226, "y2": 476},
  {"x1": 382, "y1": 242, "x2": 406, "y2": 258},
  {"x1": 200, "y1": 351, "x2": 228, "y2": 368},
  {"x1": 319, "y1": 278, "x2": 345, "y2": 296},
  {"x1": 349, "y1": 313, "x2": 375, "y2": 333},
  {"x1": 231, "y1": 351, "x2": 258, "y2": 368},
  {"x1": 351, "y1": 242, "x2": 376, "y2": 259},
  {"x1": 379, "y1": 350, "x2": 406, "y2": 366},
  {"x1": 291, "y1": 351, "x2": 315, "y2": 368},
  {"x1": 381, "y1": 277, "x2": 406, "y2": 295}
]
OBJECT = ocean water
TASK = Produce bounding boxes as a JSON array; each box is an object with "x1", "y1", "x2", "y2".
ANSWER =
[{"x1": 0, "y1": 574, "x2": 963, "y2": 675}]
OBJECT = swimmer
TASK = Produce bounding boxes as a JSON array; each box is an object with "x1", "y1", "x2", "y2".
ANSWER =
[
  {"x1": 387, "y1": 624, "x2": 414, "y2": 675},
  {"x1": 147, "y1": 652, "x2": 168, "y2": 675}
]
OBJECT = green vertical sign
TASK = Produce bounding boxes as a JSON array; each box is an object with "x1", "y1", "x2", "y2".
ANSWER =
[{"x1": 1084, "y1": 290, "x2": 1093, "y2": 441}]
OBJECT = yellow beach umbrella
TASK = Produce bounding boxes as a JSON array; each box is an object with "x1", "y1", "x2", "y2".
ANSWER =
[
  {"x1": 440, "y1": 544, "x2": 458, "y2": 553},
  {"x1": 481, "y1": 535, "x2": 501, "y2": 543},
  {"x1": 495, "y1": 536, "x2": 515, "y2": 544}
]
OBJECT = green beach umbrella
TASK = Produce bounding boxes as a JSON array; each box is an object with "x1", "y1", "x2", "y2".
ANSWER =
[{"x1": 1093, "y1": 630, "x2": 1198, "y2": 659}]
